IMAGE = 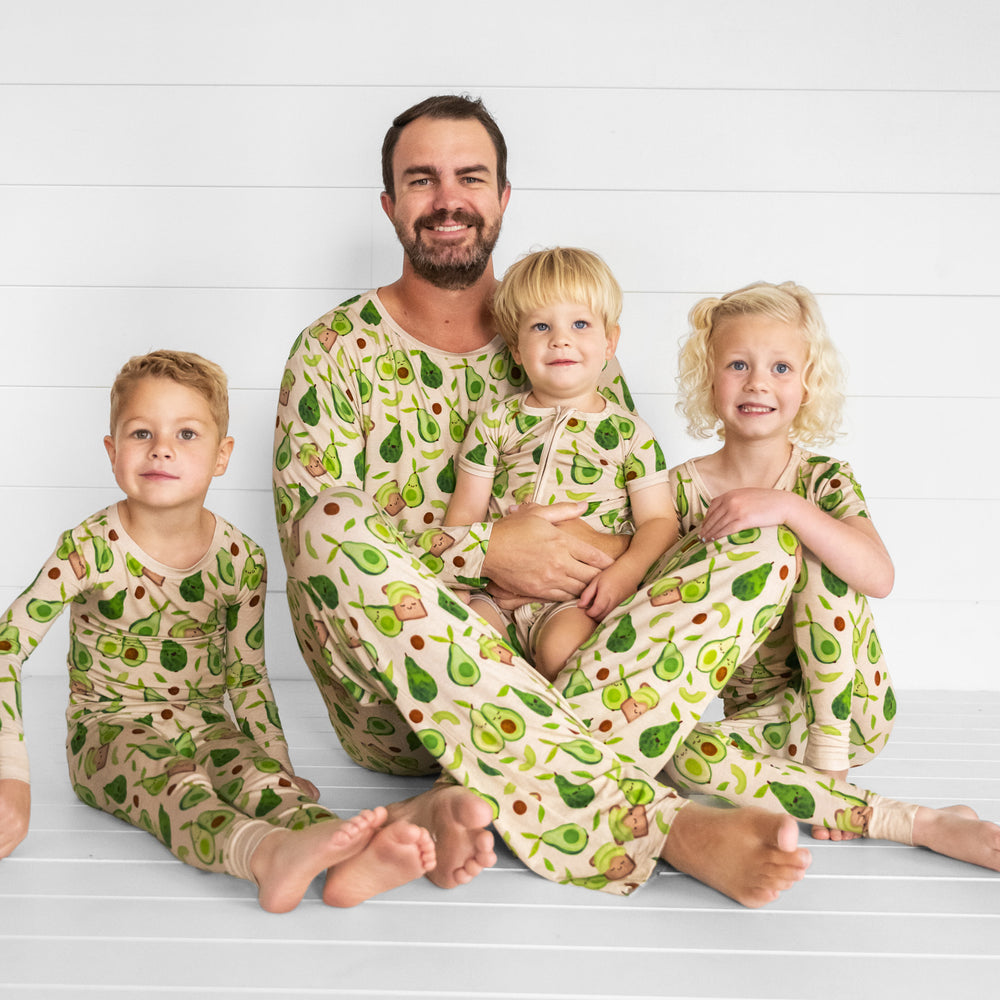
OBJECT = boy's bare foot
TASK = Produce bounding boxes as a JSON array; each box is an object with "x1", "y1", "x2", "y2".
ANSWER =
[
  {"x1": 323, "y1": 821, "x2": 436, "y2": 907},
  {"x1": 912, "y1": 804, "x2": 1000, "y2": 871},
  {"x1": 811, "y1": 824, "x2": 862, "y2": 842},
  {"x1": 252, "y1": 806, "x2": 386, "y2": 913},
  {"x1": 662, "y1": 802, "x2": 811, "y2": 908},
  {"x1": 388, "y1": 785, "x2": 497, "y2": 888}
]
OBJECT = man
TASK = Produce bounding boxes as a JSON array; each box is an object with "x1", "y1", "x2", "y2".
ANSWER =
[{"x1": 273, "y1": 94, "x2": 812, "y2": 904}]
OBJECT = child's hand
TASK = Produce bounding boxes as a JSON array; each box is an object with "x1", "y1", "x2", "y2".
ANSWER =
[
  {"x1": 699, "y1": 488, "x2": 790, "y2": 542},
  {"x1": 0, "y1": 778, "x2": 31, "y2": 859},
  {"x1": 578, "y1": 564, "x2": 634, "y2": 621}
]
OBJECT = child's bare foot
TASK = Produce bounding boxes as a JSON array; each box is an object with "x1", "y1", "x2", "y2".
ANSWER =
[
  {"x1": 252, "y1": 806, "x2": 386, "y2": 913},
  {"x1": 323, "y1": 821, "x2": 436, "y2": 907},
  {"x1": 662, "y1": 802, "x2": 812, "y2": 908},
  {"x1": 912, "y1": 805, "x2": 1000, "y2": 871},
  {"x1": 811, "y1": 824, "x2": 862, "y2": 842},
  {"x1": 388, "y1": 785, "x2": 496, "y2": 888}
]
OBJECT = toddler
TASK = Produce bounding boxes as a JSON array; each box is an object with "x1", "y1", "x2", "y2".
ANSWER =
[{"x1": 445, "y1": 248, "x2": 677, "y2": 680}]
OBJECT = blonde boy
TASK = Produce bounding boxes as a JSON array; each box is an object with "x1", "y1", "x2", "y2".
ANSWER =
[{"x1": 0, "y1": 350, "x2": 433, "y2": 910}]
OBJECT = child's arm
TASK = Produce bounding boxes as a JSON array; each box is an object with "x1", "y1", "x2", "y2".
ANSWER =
[
  {"x1": 0, "y1": 779, "x2": 30, "y2": 859},
  {"x1": 443, "y1": 466, "x2": 494, "y2": 529},
  {"x1": 697, "y1": 488, "x2": 893, "y2": 598},
  {"x1": 578, "y1": 483, "x2": 679, "y2": 620}
]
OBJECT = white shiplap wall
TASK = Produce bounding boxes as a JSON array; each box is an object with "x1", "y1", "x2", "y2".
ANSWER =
[{"x1": 2, "y1": 1, "x2": 998, "y2": 687}]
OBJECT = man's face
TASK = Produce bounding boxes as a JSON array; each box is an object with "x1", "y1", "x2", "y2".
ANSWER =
[{"x1": 381, "y1": 116, "x2": 511, "y2": 290}]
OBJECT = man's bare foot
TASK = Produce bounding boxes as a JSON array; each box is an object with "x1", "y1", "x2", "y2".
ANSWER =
[
  {"x1": 323, "y1": 821, "x2": 436, "y2": 907},
  {"x1": 388, "y1": 785, "x2": 496, "y2": 888},
  {"x1": 912, "y1": 804, "x2": 1000, "y2": 871},
  {"x1": 252, "y1": 806, "x2": 387, "y2": 913},
  {"x1": 662, "y1": 802, "x2": 811, "y2": 908}
]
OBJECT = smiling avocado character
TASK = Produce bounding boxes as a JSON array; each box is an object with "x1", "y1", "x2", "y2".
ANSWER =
[
  {"x1": 590, "y1": 842, "x2": 636, "y2": 881},
  {"x1": 375, "y1": 480, "x2": 406, "y2": 516},
  {"x1": 279, "y1": 369, "x2": 295, "y2": 405},
  {"x1": 478, "y1": 634, "x2": 514, "y2": 665},
  {"x1": 382, "y1": 581, "x2": 427, "y2": 622},
  {"x1": 609, "y1": 804, "x2": 649, "y2": 844},
  {"x1": 298, "y1": 443, "x2": 326, "y2": 479},
  {"x1": 620, "y1": 683, "x2": 659, "y2": 722},
  {"x1": 834, "y1": 803, "x2": 873, "y2": 836},
  {"x1": 647, "y1": 575, "x2": 683, "y2": 606}
]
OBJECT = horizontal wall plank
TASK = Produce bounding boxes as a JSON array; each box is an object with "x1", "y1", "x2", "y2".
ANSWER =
[
  {"x1": 4, "y1": 85, "x2": 998, "y2": 193},
  {"x1": 4, "y1": 188, "x2": 1000, "y2": 295},
  {"x1": 2, "y1": 388, "x2": 996, "y2": 502},
  {"x1": 4, "y1": 287, "x2": 1000, "y2": 401},
  {"x1": 2, "y1": 1, "x2": 999, "y2": 90}
]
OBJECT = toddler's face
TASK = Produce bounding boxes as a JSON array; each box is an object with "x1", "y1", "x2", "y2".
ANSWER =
[
  {"x1": 512, "y1": 300, "x2": 619, "y2": 410},
  {"x1": 103, "y1": 377, "x2": 233, "y2": 511}
]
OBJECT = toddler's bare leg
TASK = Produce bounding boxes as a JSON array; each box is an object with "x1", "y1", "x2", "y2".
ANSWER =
[
  {"x1": 661, "y1": 802, "x2": 812, "y2": 908},
  {"x1": 468, "y1": 595, "x2": 508, "y2": 636},
  {"x1": 533, "y1": 606, "x2": 597, "y2": 682}
]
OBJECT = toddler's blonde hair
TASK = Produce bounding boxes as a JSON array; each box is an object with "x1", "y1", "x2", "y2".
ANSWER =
[
  {"x1": 676, "y1": 281, "x2": 844, "y2": 446},
  {"x1": 491, "y1": 247, "x2": 623, "y2": 352},
  {"x1": 110, "y1": 349, "x2": 230, "y2": 437}
]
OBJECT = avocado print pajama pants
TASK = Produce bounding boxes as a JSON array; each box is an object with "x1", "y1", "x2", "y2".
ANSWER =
[
  {"x1": 68, "y1": 703, "x2": 332, "y2": 881},
  {"x1": 0, "y1": 504, "x2": 332, "y2": 885},
  {"x1": 273, "y1": 292, "x2": 917, "y2": 894},
  {"x1": 663, "y1": 452, "x2": 912, "y2": 842}
]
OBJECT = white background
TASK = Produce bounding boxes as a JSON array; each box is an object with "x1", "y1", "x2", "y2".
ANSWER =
[{"x1": 2, "y1": 0, "x2": 997, "y2": 687}]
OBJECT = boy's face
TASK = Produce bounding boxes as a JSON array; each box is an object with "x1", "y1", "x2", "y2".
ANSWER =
[
  {"x1": 104, "y1": 377, "x2": 233, "y2": 513},
  {"x1": 512, "y1": 300, "x2": 620, "y2": 409}
]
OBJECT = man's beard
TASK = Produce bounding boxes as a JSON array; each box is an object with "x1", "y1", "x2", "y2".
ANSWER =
[{"x1": 396, "y1": 209, "x2": 501, "y2": 291}]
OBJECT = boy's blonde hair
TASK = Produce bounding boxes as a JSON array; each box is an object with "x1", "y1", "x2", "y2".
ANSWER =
[
  {"x1": 109, "y1": 350, "x2": 230, "y2": 437},
  {"x1": 491, "y1": 247, "x2": 623, "y2": 352},
  {"x1": 676, "y1": 281, "x2": 844, "y2": 446}
]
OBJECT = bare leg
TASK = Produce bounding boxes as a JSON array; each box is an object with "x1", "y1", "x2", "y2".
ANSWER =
[
  {"x1": 252, "y1": 806, "x2": 387, "y2": 913},
  {"x1": 388, "y1": 784, "x2": 497, "y2": 888},
  {"x1": 911, "y1": 805, "x2": 1000, "y2": 871},
  {"x1": 533, "y1": 606, "x2": 597, "y2": 682},
  {"x1": 468, "y1": 595, "x2": 508, "y2": 637},
  {"x1": 323, "y1": 821, "x2": 436, "y2": 907},
  {"x1": 661, "y1": 802, "x2": 812, "y2": 908}
]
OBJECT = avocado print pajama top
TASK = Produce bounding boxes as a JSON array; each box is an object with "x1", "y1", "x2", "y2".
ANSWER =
[
  {"x1": 273, "y1": 292, "x2": 916, "y2": 895},
  {"x1": 454, "y1": 390, "x2": 669, "y2": 657},
  {"x1": 0, "y1": 505, "x2": 331, "y2": 882}
]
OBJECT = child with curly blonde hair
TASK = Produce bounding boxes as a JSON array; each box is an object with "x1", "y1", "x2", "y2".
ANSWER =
[
  {"x1": 663, "y1": 282, "x2": 1000, "y2": 872},
  {"x1": 673, "y1": 280, "x2": 892, "y2": 785}
]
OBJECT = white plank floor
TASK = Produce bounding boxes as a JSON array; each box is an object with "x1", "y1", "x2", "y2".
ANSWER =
[{"x1": 2, "y1": 677, "x2": 997, "y2": 999}]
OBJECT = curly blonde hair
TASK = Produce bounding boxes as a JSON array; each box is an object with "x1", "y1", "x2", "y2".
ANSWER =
[
  {"x1": 676, "y1": 281, "x2": 844, "y2": 446},
  {"x1": 110, "y1": 349, "x2": 230, "y2": 437},
  {"x1": 491, "y1": 247, "x2": 622, "y2": 352}
]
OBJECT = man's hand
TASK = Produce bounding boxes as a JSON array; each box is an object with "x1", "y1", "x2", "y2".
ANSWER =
[
  {"x1": 0, "y1": 778, "x2": 31, "y2": 859},
  {"x1": 483, "y1": 503, "x2": 614, "y2": 603},
  {"x1": 550, "y1": 508, "x2": 631, "y2": 562}
]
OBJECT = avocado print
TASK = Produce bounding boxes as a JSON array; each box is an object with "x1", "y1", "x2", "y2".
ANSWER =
[
  {"x1": 97, "y1": 589, "x2": 126, "y2": 620},
  {"x1": 541, "y1": 823, "x2": 589, "y2": 855},
  {"x1": 768, "y1": 781, "x2": 816, "y2": 820},
  {"x1": 571, "y1": 454, "x2": 602, "y2": 486},
  {"x1": 27, "y1": 598, "x2": 63, "y2": 623},
  {"x1": 180, "y1": 572, "x2": 205, "y2": 603},
  {"x1": 404, "y1": 655, "x2": 438, "y2": 703},
  {"x1": 446, "y1": 643, "x2": 481, "y2": 686},
  {"x1": 554, "y1": 774, "x2": 596, "y2": 809},
  {"x1": 732, "y1": 562, "x2": 772, "y2": 601},
  {"x1": 606, "y1": 614, "x2": 636, "y2": 653},
  {"x1": 470, "y1": 707, "x2": 506, "y2": 753},
  {"x1": 480, "y1": 703, "x2": 525, "y2": 742},
  {"x1": 298, "y1": 384, "x2": 321, "y2": 426},
  {"x1": 341, "y1": 541, "x2": 390, "y2": 576},
  {"x1": 809, "y1": 620, "x2": 841, "y2": 663},
  {"x1": 557, "y1": 738, "x2": 603, "y2": 764},
  {"x1": 379, "y1": 423, "x2": 403, "y2": 463}
]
